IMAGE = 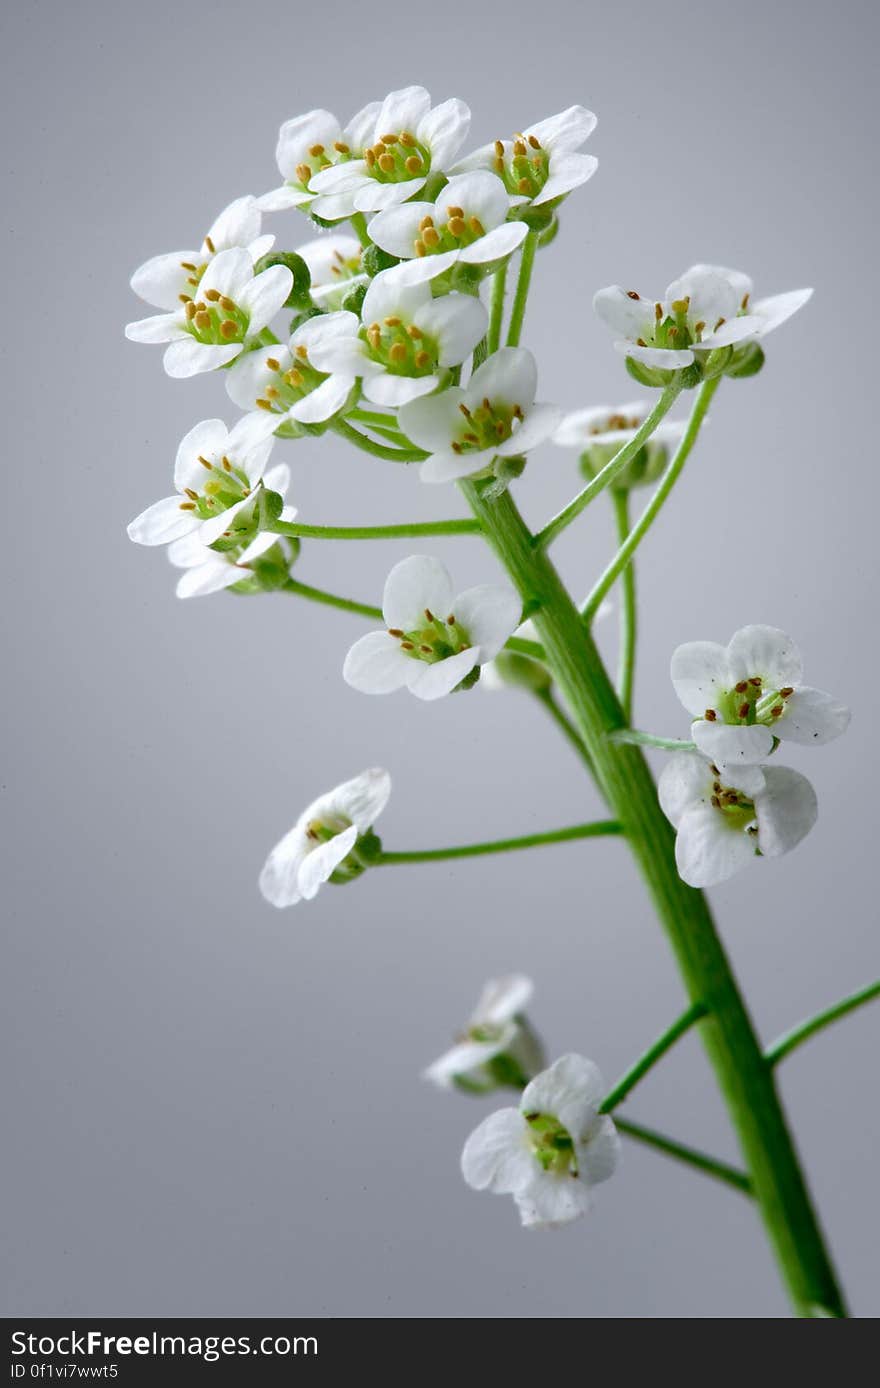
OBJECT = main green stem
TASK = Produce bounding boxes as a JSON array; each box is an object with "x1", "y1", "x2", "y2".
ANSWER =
[{"x1": 460, "y1": 480, "x2": 846, "y2": 1318}]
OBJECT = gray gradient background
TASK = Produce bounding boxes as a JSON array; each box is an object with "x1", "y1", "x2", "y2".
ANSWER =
[{"x1": 3, "y1": 0, "x2": 878, "y2": 1319}]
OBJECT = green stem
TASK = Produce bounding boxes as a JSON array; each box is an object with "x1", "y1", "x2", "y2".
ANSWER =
[
  {"x1": 765, "y1": 980, "x2": 880, "y2": 1067},
  {"x1": 488, "y1": 262, "x2": 508, "y2": 353},
  {"x1": 460, "y1": 480, "x2": 846, "y2": 1318},
  {"x1": 534, "y1": 383, "x2": 683, "y2": 550},
  {"x1": 376, "y1": 819, "x2": 623, "y2": 865},
  {"x1": 270, "y1": 518, "x2": 481, "y2": 541},
  {"x1": 281, "y1": 578, "x2": 381, "y2": 621},
  {"x1": 615, "y1": 1118, "x2": 754, "y2": 1198},
  {"x1": 612, "y1": 489, "x2": 636, "y2": 722},
  {"x1": 334, "y1": 418, "x2": 428, "y2": 463},
  {"x1": 608, "y1": 729, "x2": 696, "y2": 752},
  {"x1": 506, "y1": 233, "x2": 538, "y2": 347},
  {"x1": 582, "y1": 378, "x2": 718, "y2": 622},
  {"x1": 600, "y1": 1003, "x2": 707, "y2": 1113}
]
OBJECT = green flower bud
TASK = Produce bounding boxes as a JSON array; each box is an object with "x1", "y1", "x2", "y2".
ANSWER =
[
  {"x1": 362, "y1": 244, "x2": 399, "y2": 277},
  {"x1": 725, "y1": 340, "x2": 765, "y2": 379},
  {"x1": 624, "y1": 355, "x2": 677, "y2": 390},
  {"x1": 289, "y1": 305, "x2": 323, "y2": 333},
  {"x1": 341, "y1": 282, "x2": 368, "y2": 316},
  {"x1": 254, "y1": 250, "x2": 312, "y2": 310},
  {"x1": 489, "y1": 650, "x2": 553, "y2": 693}
]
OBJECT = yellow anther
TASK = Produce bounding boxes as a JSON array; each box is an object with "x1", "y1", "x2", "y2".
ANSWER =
[
  {"x1": 183, "y1": 487, "x2": 199, "y2": 500},
  {"x1": 494, "y1": 140, "x2": 505, "y2": 157},
  {"x1": 295, "y1": 344, "x2": 309, "y2": 359},
  {"x1": 219, "y1": 295, "x2": 236, "y2": 312},
  {"x1": 384, "y1": 316, "x2": 402, "y2": 327},
  {"x1": 405, "y1": 155, "x2": 422, "y2": 174},
  {"x1": 414, "y1": 239, "x2": 426, "y2": 257},
  {"x1": 221, "y1": 456, "x2": 232, "y2": 471},
  {"x1": 494, "y1": 156, "x2": 505, "y2": 174},
  {"x1": 220, "y1": 320, "x2": 238, "y2": 339},
  {"x1": 655, "y1": 302, "x2": 663, "y2": 320},
  {"x1": 256, "y1": 398, "x2": 273, "y2": 411},
  {"x1": 419, "y1": 215, "x2": 435, "y2": 230},
  {"x1": 528, "y1": 134, "x2": 541, "y2": 149},
  {"x1": 179, "y1": 501, "x2": 196, "y2": 510},
  {"x1": 381, "y1": 132, "x2": 398, "y2": 144},
  {"x1": 286, "y1": 368, "x2": 304, "y2": 388},
  {"x1": 407, "y1": 324, "x2": 423, "y2": 339},
  {"x1": 670, "y1": 298, "x2": 689, "y2": 315},
  {"x1": 399, "y1": 131, "x2": 415, "y2": 146},
  {"x1": 309, "y1": 144, "x2": 325, "y2": 157},
  {"x1": 517, "y1": 177, "x2": 531, "y2": 194},
  {"x1": 204, "y1": 235, "x2": 216, "y2": 253},
  {"x1": 194, "y1": 311, "x2": 211, "y2": 331},
  {"x1": 265, "y1": 386, "x2": 279, "y2": 399},
  {"x1": 469, "y1": 216, "x2": 485, "y2": 236},
  {"x1": 378, "y1": 153, "x2": 395, "y2": 173},
  {"x1": 180, "y1": 261, "x2": 197, "y2": 272},
  {"x1": 447, "y1": 216, "x2": 465, "y2": 237},
  {"x1": 178, "y1": 294, "x2": 191, "y2": 304},
  {"x1": 204, "y1": 288, "x2": 221, "y2": 302},
  {"x1": 295, "y1": 163, "x2": 312, "y2": 183},
  {"x1": 422, "y1": 226, "x2": 440, "y2": 247},
  {"x1": 334, "y1": 141, "x2": 350, "y2": 154},
  {"x1": 446, "y1": 205, "x2": 464, "y2": 218},
  {"x1": 513, "y1": 139, "x2": 527, "y2": 156},
  {"x1": 265, "y1": 357, "x2": 280, "y2": 372},
  {"x1": 714, "y1": 316, "x2": 726, "y2": 330},
  {"x1": 414, "y1": 349, "x2": 431, "y2": 369},
  {"x1": 364, "y1": 149, "x2": 376, "y2": 168},
  {"x1": 198, "y1": 455, "x2": 213, "y2": 469},
  {"x1": 741, "y1": 292, "x2": 750, "y2": 310},
  {"x1": 388, "y1": 342, "x2": 407, "y2": 363}
]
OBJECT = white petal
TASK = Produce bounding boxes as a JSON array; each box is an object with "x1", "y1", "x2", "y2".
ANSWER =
[
  {"x1": 674, "y1": 805, "x2": 756, "y2": 888},
  {"x1": 344, "y1": 100, "x2": 382, "y2": 151},
  {"x1": 354, "y1": 178, "x2": 425, "y2": 213},
  {"x1": 417, "y1": 97, "x2": 471, "y2": 167},
  {"x1": 176, "y1": 556, "x2": 240, "y2": 599},
  {"x1": 522, "y1": 1054, "x2": 605, "y2": 1138},
  {"x1": 453, "y1": 584, "x2": 521, "y2": 662},
  {"x1": 259, "y1": 823, "x2": 309, "y2": 908},
  {"x1": 593, "y1": 286, "x2": 655, "y2": 341},
  {"x1": 364, "y1": 372, "x2": 439, "y2": 407},
  {"x1": 173, "y1": 417, "x2": 228, "y2": 490},
  {"x1": 296, "y1": 233, "x2": 361, "y2": 281},
  {"x1": 475, "y1": 974, "x2": 534, "y2": 1026},
  {"x1": 167, "y1": 530, "x2": 206, "y2": 569},
  {"x1": 755, "y1": 767, "x2": 818, "y2": 858},
  {"x1": 308, "y1": 192, "x2": 362, "y2": 222},
  {"x1": 163, "y1": 339, "x2": 240, "y2": 378},
  {"x1": 225, "y1": 344, "x2": 289, "y2": 410},
  {"x1": 377, "y1": 85, "x2": 432, "y2": 139},
  {"x1": 469, "y1": 345, "x2": 537, "y2": 408},
  {"x1": 256, "y1": 184, "x2": 312, "y2": 212},
  {"x1": 449, "y1": 142, "x2": 495, "y2": 176},
  {"x1": 368, "y1": 202, "x2": 433, "y2": 259},
  {"x1": 226, "y1": 410, "x2": 278, "y2": 466},
  {"x1": 685, "y1": 264, "x2": 753, "y2": 303},
  {"x1": 388, "y1": 249, "x2": 460, "y2": 285},
  {"x1": 752, "y1": 288, "x2": 813, "y2": 336},
  {"x1": 423, "y1": 1035, "x2": 510, "y2": 1087},
  {"x1": 532, "y1": 152, "x2": 598, "y2": 206},
  {"x1": 247, "y1": 233, "x2": 275, "y2": 263},
  {"x1": 130, "y1": 252, "x2": 198, "y2": 310},
  {"x1": 238, "y1": 530, "x2": 278, "y2": 564},
  {"x1": 291, "y1": 373, "x2": 354, "y2": 424},
  {"x1": 420, "y1": 449, "x2": 491, "y2": 484},
  {"x1": 206, "y1": 195, "x2": 261, "y2": 252},
  {"x1": 292, "y1": 308, "x2": 360, "y2": 354},
  {"x1": 127, "y1": 496, "x2": 197, "y2": 547},
  {"x1": 261, "y1": 461, "x2": 290, "y2": 497},
  {"x1": 383, "y1": 554, "x2": 454, "y2": 629},
  {"x1": 695, "y1": 314, "x2": 764, "y2": 350},
  {"x1": 775, "y1": 687, "x2": 850, "y2": 746},
  {"x1": 343, "y1": 632, "x2": 413, "y2": 695},
  {"x1": 616, "y1": 341, "x2": 694, "y2": 368},
  {"x1": 275, "y1": 110, "x2": 342, "y2": 180},
  {"x1": 125, "y1": 312, "x2": 185, "y2": 344},
  {"x1": 199, "y1": 247, "x2": 253, "y2": 303},
  {"x1": 297, "y1": 826, "x2": 358, "y2": 901},
  {"x1": 726, "y1": 625, "x2": 803, "y2": 689},
  {"x1": 332, "y1": 767, "x2": 392, "y2": 832},
  {"x1": 414, "y1": 292, "x2": 487, "y2": 365},
  {"x1": 658, "y1": 750, "x2": 713, "y2": 827},
  {"x1": 459, "y1": 220, "x2": 529, "y2": 266},
  {"x1": 439, "y1": 170, "x2": 510, "y2": 229},
  {"x1": 666, "y1": 265, "x2": 739, "y2": 325},
  {"x1": 198, "y1": 492, "x2": 256, "y2": 546},
  {"x1": 309, "y1": 337, "x2": 372, "y2": 378},
  {"x1": 238, "y1": 264, "x2": 293, "y2": 335},
  {"x1": 578, "y1": 1116, "x2": 621, "y2": 1186},
  {"x1": 398, "y1": 388, "x2": 465, "y2": 451},
  {"x1": 460, "y1": 1109, "x2": 533, "y2": 1193},
  {"x1": 670, "y1": 640, "x2": 731, "y2": 716},
  {"x1": 527, "y1": 106, "x2": 598, "y2": 152},
  {"x1": 514, "y1": 1170, "x2": 593, "y2": 1228},
  {"x1": 408, "y1": 647, "x2": 480, "y2": 700},
  {"x1": 496, "y1": 402, "x2": 562, "y2": 457},
  {"x1": 692, "y1": 721, "x2": 775, "y2": 766},
  {"x1": 362, "y1": 267, "x2": 431, "y2": 323}
]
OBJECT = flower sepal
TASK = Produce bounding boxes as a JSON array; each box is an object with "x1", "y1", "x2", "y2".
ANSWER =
[
  {"x1": 724, "y1": 340, "x2": 766, "y2": 380},
  {"x1": 515, "y1": 203, "x2": 555, "y2": 232},
  {"x1": 486, "y1": 650, "x2": 552, "y2": 693},
  {"x1": 328, "y1": 828, "x2": 383, "y2": 884},
  {"x1": 624, "y1": 355, "x2": 678, "y2": 389},
  {"x1": 482, "y1": 453, "x2": 527, "y2": 500}
]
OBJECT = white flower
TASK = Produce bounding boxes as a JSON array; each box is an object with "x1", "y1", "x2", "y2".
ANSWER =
[
  {"x1": 308, "y1": 267, "x2": 487, "y2": 407},
  {"x1": 259, "y1": 768, "x2": 391, "y2": 908},
  {"x1": 659, "y1": 751, "x2": 818, "y2": 888},
  {"x1": 671, "y1": 625, "x2": 850, "y2": 768},
  {"x1": 164, "y1": 459, "x2": 294, "y2": 599},
  {"x1": 129, "y1": 196, "x2": 274, "y2": 311},
  {"x1": 226, "y1": 311, "x2": 358, "y2": 426},
  {"x1": 343, "y1": 555, "x2": 521, "y2": 701},
  {"x1": 399, "y1": 347, "x2": 561, "y2": 484},
  {"x1": 553, "y1": 400, "x2": 686, "y2": 489},
  {"x1": 594, "y1": 264, "x2": 812, "y2": 370},
  {"x1": 424, "y1": 975, "x2": 545, "y2": 1091},
  {"x1": 452, "y1": 106, "x2": 598, "y2": 209},
  {"x1": 461, "y1": 1054, "x2": 619, "y2": 1229},
  {"x1": 127, "y1": 414, "x2": 281, "y2": 550},
  {"x1": 256, "y1": 103, "x2": 381, "y2": 217},
  {"x1": 306, "y1": 86, "x2": 471, "y2": 217},
  {"x1": 296, "y1": 233, "x2": 367, "y2": 308},
  {"x1": 126, "y1": 248, "x2": 293, "y2": 378},
  {"x1": 368, "y1": 171, "x2": 528, "y2": 286}
]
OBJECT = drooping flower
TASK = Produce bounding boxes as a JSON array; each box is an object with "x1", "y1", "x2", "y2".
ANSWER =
[
  {"x1": 343, "y1": 555, "x2": 521, "y2": 700},
  {"x1": 671, "y1": 625, "x2": 850, "y2": 767},
  {"x1": 658, "y1": 751, "x2": 818, "y2": 888},
  {"x1": 461, "y1": 1054, "x2": 619, "y2": 1229},
  {"x1": 125, "y1": 249, "x2": 292, "y2": 378},
  {"x1": 127, "y1": 414, "x2": 280, "y2": 550},
  {"x1": 424, "y1": 975, "x2": 545, "y2": 1092},
  {"x1": 398, "y1": 347, "x2": 560, "y2": 484},
  {"x1": 259, "y1": 768, "x2": 391, "y2": 908},
  {"x1": 256, "y1": 103, "x2": 381, "y2": 218},
  {"x1": 452, "y1": 106, "x2": 598, "y2": 209},
  {"x1": 553, "y1": 401, "x2": 686, "y2": 489},
  {"x1": 296, "y1": 233, "x2": 367, "y2": 308},
  {"x1": 367, "y1": 171, "x2": 528, "y2": 286},
  {"x1": 306, "y1": 86, "x2": 471, "y2": 217},
  {"x1": 594, "y1": 264, "x2": 812, "y2": 371},
  {"x1": 129, "y1": 196, "x2": 275, "y2": 312},
  {"x1": 226, "y1": 311, "x2": 358, "y2": 427},
  {"x1": 307, "y1": 267, "x2": 487, "y2": 407}
]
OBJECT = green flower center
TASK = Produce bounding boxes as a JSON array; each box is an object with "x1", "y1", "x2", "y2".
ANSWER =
[
  {"x1": 182, "y1": 288, "x2": 249, "y2": 345},
  {"x1": 364, "y1": 130, "x2": 430, "y2": 184},
  {"x1": 305, "y1": 818, "x2": 379, "y2": 885},
  {"x1": 363, "y1": 317, "x2": 440, "y2": 377},
  {"x1": 451, "y1": 397, "x2": 524, "y2": 456},
  {"x1": 254, "y1": 347, "x2": 329, "y2": 415},
  {"x1": 177, "y1": 454, "x2": 257, "y2": 539},
  {"x1": 293, "y1": 140, "x2": 356, "y2": 193},
  {"x1": 626, "y1": 290, "x2": 752, "y2": 352},
  {"x1": 387, "y1": 607, "x2": 473, "y2": 665},
  {"x1": 703, "y1": 679, "x2": 795, "y2": 730},
  {"x1": 413, "y1": 205, "x2": 487, "y2": 258},
  {"x1": 493, "y1": 133, "x2": 551, "y2": 199},
  {"x1": 524, "y1": 1110, "x2": 578, "y2": 1176},
  {"x1": 707, "y1": 766, "x2": 759, "y2": 836}
]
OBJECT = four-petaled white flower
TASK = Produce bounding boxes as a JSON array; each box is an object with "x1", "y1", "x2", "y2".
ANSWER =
[
  {"x1": 343, "y1": 555, "x2": 521, "y2": 701},
  {"x1": 424, "y1": 975, "x2": 545, "y2": 1092},
  {"x1": 461, "y1": 1053, "x2": 620, "y2": 1229},
  {"x1": 452, "y1": 106, "x2": 598, "y2": 209},
  {"x1": 671, "y1": 625, "x2": 850, "y2": 768},
  {"x1": 296, "y1": 233, "x2": 367, "y2": 309},
  {"x1": 659, "y1": 751, "x2": 818, "y2": 888},
  {"x1": 399, "y1": 347, "x2": 561, "y2": 484},
  {"x1": 368, "y1": 171, "x2": 528, "y2": 286},
  {"x1": 129, "y1": 196, "x2": 275, "y2": 312},
  {"x1": 307, "y1": 85, "x2": 471, "y2": 217},
  {"x1": 256, "y1": 103, "x2": 381, "y2": 218},
  {"x1": 308, "y1": 267, "x2": 487, "y2": 407},
  {"x1": 553, "y1": 400, "x2": 686, "y2": 489},
  {"x1": 125, "y1": 248, "x2": 293, "y2": 378},
  {"x1": 594, "y1": 264, "x2": 812, "y2": 369},
  {"x1": 226, "y1": 312, "x2": 358, "y2": 427},
  {"x1": 127, "y1": 414, "x2": 281, "y2": 551},
  {"x1": 259, "y1": 768, "x2": 391, "y2": 908}
]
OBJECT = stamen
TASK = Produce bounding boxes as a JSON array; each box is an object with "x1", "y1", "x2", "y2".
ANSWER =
[
  {"x1": 705, "y1": 709, "x2": 717, "y2": 721},
  {"x1": 738, "y1": 702, "x2": 750, "y2": 718},
  {"x1": 265, "y1": 357, "x2": 280, "y2": 372},
  {"x1": 204, "y1": 288, "x2": 221, "y2": 302},
  {"x1": 204, "y1": 235, "x2": 216, "y2": 253}
]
